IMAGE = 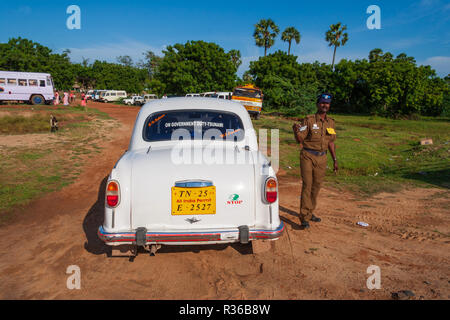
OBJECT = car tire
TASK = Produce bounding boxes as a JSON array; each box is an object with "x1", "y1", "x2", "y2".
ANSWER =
[
  {"x1": 30, "y1": 95, "x2": 45, "y2": 105},
  {"x1": 254, "y1": 113, "x2": 260, "y2": 120}
]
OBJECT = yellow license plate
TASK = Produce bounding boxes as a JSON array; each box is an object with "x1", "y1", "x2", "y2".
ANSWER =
[{"x1": 171, "y1": 186, "x2": 216, "y2": 215}]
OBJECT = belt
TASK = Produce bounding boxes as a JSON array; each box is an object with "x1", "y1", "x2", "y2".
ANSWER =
[{"x1": 303, "y1": 148, "x2": 327, "y2": 156}]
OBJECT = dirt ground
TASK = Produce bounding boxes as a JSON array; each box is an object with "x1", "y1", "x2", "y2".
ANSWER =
[{"x1": 0, "y1": 101, "x2": 448, "y2": 300}]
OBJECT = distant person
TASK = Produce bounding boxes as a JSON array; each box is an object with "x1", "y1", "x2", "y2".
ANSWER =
[
  {"x1": 69, "y1": 92, "x2": 75, "y2": 103},
  {"x1": 50, "y1": 115, "x2": 58, "y2": 132},
  {"x1": 53, "y1": 92, "x2": 60, "y2": 105},
  {"x1": 162, "y1": 94, "x2": 168, "y2": 99},
  {"x1": 292, "y1": 93, "x2": 338, "y2": 230},
  {"x1": 63, "y1": 92, "x2": 69, "y2": 106},
  {"x1": 81, "y1": 92, "x2": 85, "y2": 101},
  {"x1": 81, "y1": 94, "x2": 87, "y2": 107}
]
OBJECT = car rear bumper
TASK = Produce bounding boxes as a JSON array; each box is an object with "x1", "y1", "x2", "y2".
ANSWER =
[{"x1": 98, "y1": 222, "x2": 284, "y2": 245}]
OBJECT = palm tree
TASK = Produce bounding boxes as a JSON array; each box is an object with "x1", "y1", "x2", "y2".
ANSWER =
[
  {"x1": 281, "y1": 27, "x2": 301, "y2": 55},
  {"x1": 325, "y1": 22, "x2": 349, "y2": 71},
  {"x1": 253, "y1": 19, "x2": 279, "y2": 56},
  {"x1": 228, "y1": 49, "x2": 242, "y2": 69}
]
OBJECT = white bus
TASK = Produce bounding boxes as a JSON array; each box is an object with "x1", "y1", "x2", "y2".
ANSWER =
[{"x1": 0, "y1": 71, "x2": 55, "y2": 105}]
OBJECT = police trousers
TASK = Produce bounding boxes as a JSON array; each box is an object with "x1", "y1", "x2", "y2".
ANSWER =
[{"x1": 299, "y1": 150, "x2": 327, "y2": 222}]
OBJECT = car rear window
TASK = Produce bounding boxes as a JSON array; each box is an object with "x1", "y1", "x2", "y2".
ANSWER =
[{"x1": 143, "y1": 110, "x2": 245, "y2": 142}]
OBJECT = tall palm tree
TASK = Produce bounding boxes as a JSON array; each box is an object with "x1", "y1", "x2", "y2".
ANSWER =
[
  {"x1": 281, "y1": 27, "x2": 301, "y2": 55},
  {"x1": 253, "y1": 19, "x2": 279, "y2": 56},
  {"x1": 325, "y1": 22, "x2": 349, "y2": 71},
  {"x1": 228, "y1": 49, "x2": 242, "y2": 69}
]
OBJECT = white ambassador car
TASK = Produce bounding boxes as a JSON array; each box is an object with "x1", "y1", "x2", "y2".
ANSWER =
[{"x1": 98, "y1": 97, "x2": 284, "y2": 256}]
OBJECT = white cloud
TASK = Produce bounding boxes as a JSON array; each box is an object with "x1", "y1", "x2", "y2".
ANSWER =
[
  {"x1": 63, "y1": 40, "x2": 166, "y2": 65},
  {"x1": 237, "y1": 55, "x2": 258, "y2": 77},
  {"x1": 421, "y1": 56, "x2": 450, "y2": 77}
]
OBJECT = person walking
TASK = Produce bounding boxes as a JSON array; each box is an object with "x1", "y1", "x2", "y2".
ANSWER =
[
  {"x1": 53, "y1": 91, "x2": 60, "y2": 105},
  {"x1": 292, "y1": 93, "x2": 338, "y2": 229},
  {"x1": 63, "y1": 92, "x2": 69, "y2": 106}
]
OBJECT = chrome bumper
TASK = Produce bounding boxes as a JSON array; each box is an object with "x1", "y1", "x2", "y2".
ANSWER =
[{"x1": 98, "y1": 222, "x2": 284, "y2": 245}]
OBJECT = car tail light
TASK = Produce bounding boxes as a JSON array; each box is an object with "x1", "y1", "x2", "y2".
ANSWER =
[
  {"x1": 264, "y1": 177, "x2": 277, "y2": 204},
  {"x1": 106, "y1": 181, "x2": 120, "y2": 208}
]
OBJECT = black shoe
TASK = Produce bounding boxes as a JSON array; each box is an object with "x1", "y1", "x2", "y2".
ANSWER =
[
  {"x1": 311, "y1": 215, "x2": 321, "y2": 223},
  {"x1": 300, "y1": 221, "x2": 310, "y2": 229}
]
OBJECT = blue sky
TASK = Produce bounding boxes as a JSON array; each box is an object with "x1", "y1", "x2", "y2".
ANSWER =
[{"x1": 1, "y1": 0, "x2": 449, "y2": 77}]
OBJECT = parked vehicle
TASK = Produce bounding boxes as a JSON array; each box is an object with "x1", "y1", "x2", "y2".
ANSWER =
[
  {"x1": 143, "y1": 94, "x2": 158, "y2": 102},
  {"x1": 98, "y1": 97, "x2": 284, "y2": 257},
  {"x1": 0, "y1": 71, "x2": 54, "y2": 105},
  {"x1": 85, "y1": 90, "x2": 94, "y2": 100},
  {"x1": 201, "y1": 92, "x2": 216, "y2": 97},
  {"x1": 94, "y1": 90, "x2": 107, "y2": 101},
  {"x1": 212, "y1": 92, "x2": 232, "y2": 100},
  {"x1": 124, "y1": 95, "x2": 144, "y2": 106},
  {"x1": 185, "y1": 93, "x2": 201, "y2": 97},
  {"x1": 232, "y1": 84, "x2": 263, "y2": 119},
  {"x1": 100, "y1": 90, "x2": 127, "y2": 102}
]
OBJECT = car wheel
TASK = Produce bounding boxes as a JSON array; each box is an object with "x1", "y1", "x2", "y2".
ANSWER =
[
  {"x1": 254, "y1": 113, "x2": 260, "y2": 120},
  {"x1": 30, "y1": 95, "x2": 45, "y2": 105}
]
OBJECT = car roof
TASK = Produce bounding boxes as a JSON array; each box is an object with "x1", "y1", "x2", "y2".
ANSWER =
[{"x1": 140, "y1": 97, "x2": 246, "y2": 115}]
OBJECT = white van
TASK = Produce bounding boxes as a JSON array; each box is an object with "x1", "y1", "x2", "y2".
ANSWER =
[
  {"x1": 100, "y1": 90, "x2": 127, "y2": 102},
  {"x1": 212, "y1": 92, "x2": 232, "y2": 100},
  {"x1": 185, "y1": 93, "x2": 201, "y2": 97},
  {"x1": 143, "y1": 94, "x2": 158, "y2": 102},
  {"x1": 201, "y1": 92, "x2": 216, "y2": 97},
  {"x1": 0, "y1": 71, "x2": 54, "y2": 105}
]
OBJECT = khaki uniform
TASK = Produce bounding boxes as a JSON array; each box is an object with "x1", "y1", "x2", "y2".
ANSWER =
[{"x1": 293, "y1": 113, "x2": 336, "y2": 222}]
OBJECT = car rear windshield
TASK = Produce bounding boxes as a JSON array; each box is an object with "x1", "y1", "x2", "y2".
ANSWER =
[{"x1": 143, "y1": 110, "x2": 245, "y2": 142}]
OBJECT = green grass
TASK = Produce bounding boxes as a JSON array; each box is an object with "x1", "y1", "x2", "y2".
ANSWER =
[
  {"x1": 253, "y1": 114, "x2": 450, "y2": 195},
  {"x1": 0, "y1": 114, "x2": 51, "y2": 134},
  {"x1": 0, "y1": 107, "x2": 117, "y2": 223}
]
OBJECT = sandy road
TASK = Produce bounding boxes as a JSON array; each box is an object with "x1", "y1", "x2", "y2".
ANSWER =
[{"x1": 0, "y1": 101, "x2": 448, "y2": 299}]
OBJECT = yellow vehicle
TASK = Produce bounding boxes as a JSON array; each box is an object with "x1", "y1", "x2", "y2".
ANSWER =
[{"x1": 231, "y1": 84, "x2": 263, "y2": 119}]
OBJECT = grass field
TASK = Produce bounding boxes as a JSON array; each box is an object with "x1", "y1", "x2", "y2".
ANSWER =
[
  {"x1": 0, "y1": 105, "x2": 117, "y2": 223},
  {"x1": 254, "y1": 114, "x2": 450, "y2": 195}
]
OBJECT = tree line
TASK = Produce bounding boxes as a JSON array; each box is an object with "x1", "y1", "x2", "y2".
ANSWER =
[{"x1": 0, "y1": 21, "x2": 448, "y2": 118}]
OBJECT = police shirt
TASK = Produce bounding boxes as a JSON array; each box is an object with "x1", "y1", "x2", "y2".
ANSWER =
[{"x1": 294, "y1": 113, "x2": 336, "y2": 152}]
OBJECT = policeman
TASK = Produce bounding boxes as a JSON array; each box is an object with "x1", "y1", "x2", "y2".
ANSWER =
[{"x1": 293, "y1": 93, "x2": 338, "y2": 229}]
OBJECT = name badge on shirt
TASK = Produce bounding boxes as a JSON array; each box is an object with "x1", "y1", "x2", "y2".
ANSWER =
[
  {"x1": 312, "y1": 124, "x2": 319, "y2": 130},
  {"x1": 326, "y1": 128, "x2": 336, "y2": 135}
]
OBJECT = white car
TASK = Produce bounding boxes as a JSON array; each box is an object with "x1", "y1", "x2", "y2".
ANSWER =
[
  {"x1": 98, "y1": 97, "x2": 284, "y2": 256},
  {"x1": 124, "y1": 95, "x2": 144, "y2": 106}
]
